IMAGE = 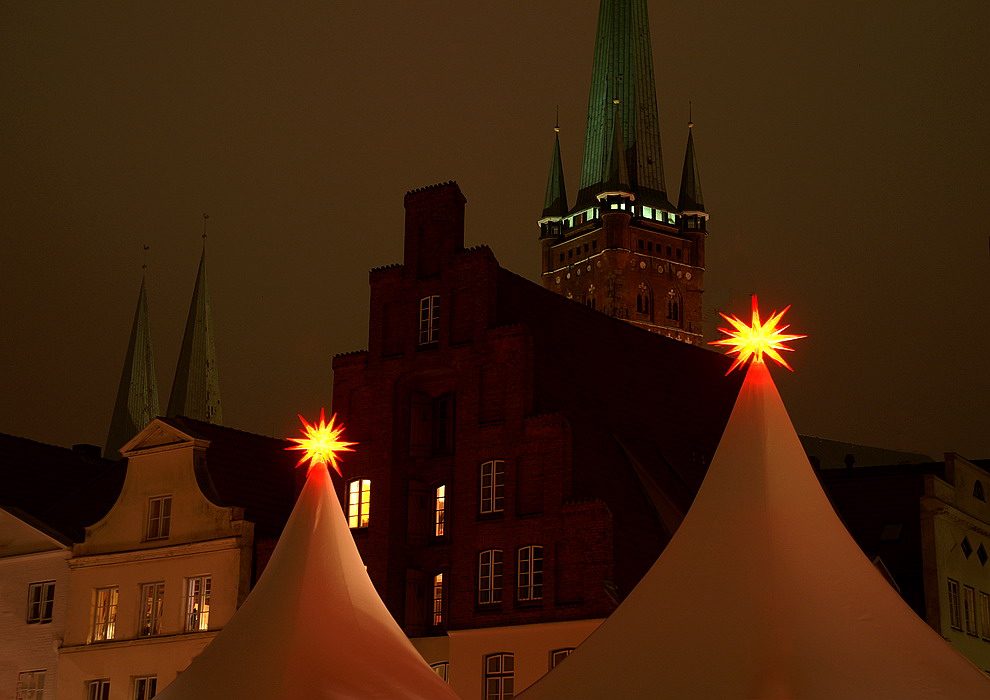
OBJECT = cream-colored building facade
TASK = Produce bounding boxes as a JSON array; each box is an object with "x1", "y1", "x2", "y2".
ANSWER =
[
  {"x1": 923, "y1": 454, "x2": 990, "y2": 672},
  {"x1": 56, "y1": 420, "x2": 269, "y2": 700}
]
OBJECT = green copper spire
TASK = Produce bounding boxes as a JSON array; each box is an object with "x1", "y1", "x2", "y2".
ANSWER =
[
  {"x1": 601, "y1": 101, "x2": 632, "y2": 194},
  {"x1": 677, "y1": 119, "x2": 705, "y2": 213},
  {"x1": 576, "y1": 0, "x2": 670, "y2": 210},
  {"x1": 167, "y1": 245, "x2": 223, "y2": 424},
  {"x1": 542, "y1": 127, "x2": 569, "y2": 220},
  {"x1": 106, "y1": 276, "x2": 160, "y2": 458}
]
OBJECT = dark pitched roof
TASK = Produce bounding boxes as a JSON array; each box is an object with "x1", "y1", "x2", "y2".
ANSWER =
[
  {"x1": 164, "y1": 417, "x2": 298, "y2": 537},
  {"x1": 494, "y1": 267, "x2": 743, "y2": 594},
  {"x1": 0, "y1": 433, "x2": 124, "y2": 541}
]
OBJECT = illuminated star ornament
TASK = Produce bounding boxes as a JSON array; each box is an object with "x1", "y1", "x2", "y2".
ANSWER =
[
  {"x1": 709, "y1": 295, "x2": 806, "y2": 374},
  {"x1": 287, "y1": 409, "x2": 356, "y2": 475}
]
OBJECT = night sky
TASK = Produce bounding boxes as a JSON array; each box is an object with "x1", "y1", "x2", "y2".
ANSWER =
[{"x1": 2, "y1": 1, "x2": 987, "y2": 460}]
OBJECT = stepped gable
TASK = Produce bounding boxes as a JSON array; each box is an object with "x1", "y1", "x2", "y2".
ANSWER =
[{"x1": 164, "y1": 417, "x2": 297, "y2": 537}]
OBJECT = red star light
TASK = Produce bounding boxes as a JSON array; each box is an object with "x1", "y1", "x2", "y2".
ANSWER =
[
  {"x1": 709, "y1": 295, "x2": 806, "y2": 375},
  {"x1": 287, "y1": 409, "x2": 356, "y2": 475}
]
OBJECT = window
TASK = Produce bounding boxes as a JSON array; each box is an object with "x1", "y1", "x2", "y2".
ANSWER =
[
  {"x1": 27, "y1": 580, "x2": 55, "y2": 624},
  {"x1": 432, "y1": 394, "x2": 454, "y2": 455},
  {"x1": 964, "y1": 585, "x2": 978, "y2": 635},
  {"x1": 146, "y1": 495, "x2": 172, "y2": 540},
  {"x1": 478, "y1": 549, "x2": 503, "y2": 605},
  {"x1": 133, "y1": 676, "x2": 157, "y2": 700},
  {"x1": 92, "y1": 587, "x2": 118, "y2": 641},
  {"x1": 434, "y1": 485, "x2": 446, "y2": 536},
  {"x1": 347, "y1": 479, "x2": 371, "y2": 528},
  {"x1": 480, "y1": 460, "x2": 505, "y2": 514},
  {"x1": 948, "y1": 579, "x2": 962, "y2": 630},
  {"x1": 418, "y1": 295, "x2": 440, "y2": 345},
  {"x1": 517, "y1": 546, "x2": 544, "y2": 601},
  {"x1": 430, "y1": 662, "x2": 449, "y2": 682},
  {"x1": 185, "y1": 576, "x2": 211, "y2": 632},
  {"x1": 484, "y1": 653, "x2": 514, "y2": 700},
  {"x1": 432, "y1": 573, "x2": 444, "y2": 625},
  {"x1": 549, "y1": 648, "x2": 574, "y2": 669},
  {"x1": 86, "y1": 680, "x2": 110, "y2": 700},
  {"x1": 980, "y1": 591, "x2": 990, "y2": 640},
  {"x1": 139, "y1": 582, "x2": 165, "y2": 637},
  {"x1": 975, "y1": 480, "x2": 986, "y2": 502},
  {"x1": 15, "y1": 670, "x2": 45, "y2": 700}
]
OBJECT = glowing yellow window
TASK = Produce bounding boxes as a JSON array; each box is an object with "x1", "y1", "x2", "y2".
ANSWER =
[{"x1": 348, "y1": 478, "x2": 371, "y2": 528}]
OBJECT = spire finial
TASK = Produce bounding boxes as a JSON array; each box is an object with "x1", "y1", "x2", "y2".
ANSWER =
[
  {"x1": 554, "y1": 105, "x2": 560, "y2": 133},
  {"x1": 688, "y1": 101, "x2": 694, "y2": 129}
]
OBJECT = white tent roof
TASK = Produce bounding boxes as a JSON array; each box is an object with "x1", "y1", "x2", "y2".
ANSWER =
[
  {"x1": 156, "y1": 464, "x2": 460, "y2": 700},
  {"x1": 521, "y1": 361, "x2": 990, "y2": 699}
]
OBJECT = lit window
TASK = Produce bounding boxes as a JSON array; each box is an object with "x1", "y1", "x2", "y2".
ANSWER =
[
  {"x1": 430, "y1": 662, "x2": 449, "y2": 682},
  {"x1": 86, "y1": 680, "x2": 110, "y2": 700},
  {"x1": 418, "y1": 295, "x2": 440, "y2": 345},
  {"x1": 146, "y1": 495, "x2": 172, "y2": 540},
  {"x1": 347, "y1": 479, "x2": 371, "y2": 528},
  {"x1": 484, "y1": 653, "x2": 514, "y2": 700},
  {"x1": 980, "y1": 591, "x2": 990, "y2": 640},
  {"x1": 432, "y1": 573, "x2": 444, "y2": 625},
  {"x1": 185, "y1": 576, "x2": 211, "y2": 632},
  {"x1": 92, "y1": 587, "x2": 118, "y2": 642},
  {"x1": 948, "y1": 579, "x2": 962, "y2": 630},
  {"x1": 964, "y1": 585, "x2": 978, "y2": 635},
  {"x1": 133, "y1": 676, "x2": 157, "y2": 700},
  {"x1": 27, "y1": 580, "x2": 55, "y2": 624},
  {"x1": 517, "y1": 546, "x2": 544, "y2": 602},
  {"x1": 478, "y1": 549, "x2": 503, "y2": 605},
  {"x1": 480, "y1": 460, "x2": 505, "y2": 514},
  {"x1": 15, "y1": 670, "x2": 45, "y2": 700},
  {"x1": 434, "y1": 485, "x2": 446, "y2": 536},
  {"x1": 139, "y1": 582, "x2": 165, "y2": 637},
  {"x1": 549, "y1": 648, "x2": 574, "y2": 669}
]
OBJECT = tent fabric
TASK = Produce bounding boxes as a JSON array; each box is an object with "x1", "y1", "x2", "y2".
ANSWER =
[
  {"x1": 155, "y1": 464, "x2": 459, "y2": 700},
  {"x1": 520, "y1": 361, "x2": 990, "y2": 699}
]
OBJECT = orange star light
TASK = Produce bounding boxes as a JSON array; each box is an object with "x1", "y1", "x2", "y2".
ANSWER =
[
  {"x1": 287, "y1": 409, "x2": 356, "y2": 475},
  {"x1": 709, "y1": 295, "x2": 806, "y2": 374}
]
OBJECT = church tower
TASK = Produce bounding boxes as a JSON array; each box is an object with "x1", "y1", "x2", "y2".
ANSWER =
[{"x1": 539, "y1": 0, "x2": 709, "y2": 343}]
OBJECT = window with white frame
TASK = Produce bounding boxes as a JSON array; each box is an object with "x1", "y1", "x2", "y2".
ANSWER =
[
  {"x1": 517, "y1": 546, "x2": 543, "y2": 601},
  {"x1": 86, "y1": 679, "x2": 110, "y2": 700},
  {"x1": 948, "y1": 578, "x2": 962, "y2": 630},
  {"x1": 478, "y1": 549, "x2": 503, "y2": 605},
  {"x1": 980, "y1": 591, "x2": 990, "y2": 640},
  {"x1": 480, "y1": 460, "x2": 505, "y2": 514},
  {"x1": 139, "y1": 582, "x2": 165, "y2": 637},
  {"x1": 418, "y1": 295, "x2": 440, "y2": 345},
  {"x1": 347, "y1": 479, "x2": 371, "y2": 528},
  {"x1": 964, "y1": 585, "x2": 978, "y2": 635},
  {"x1": 434, "y1": 484, "x2": 446, "y2": 536},
  {"x1": 549, "y1": 648, "x2": 574, "y2": 670},
  {"x1": 133, "y1": 676, "x2": 157, "y2": 700},
  {"x1": 430, "y1": 662, "x2": 449, "y2": 682},
  {"x1": 27, "y1": 580, "x2": 55, "y2": 624},
  {"x1": 92, "y1": 587, "x2": 118, "y2": 641},
  {"x1": 484, "y1": 653, "x2": 514, "y2": 700},
  {"x1": 432, "y1": 573, "x2": 444, "y2": 626},
  {"x1": 146, "y1": 495, "x2": 172, "y2": 540},
  {"x1": 185, "y1": 576, "x2": 211, "y2": 632},
  {"x1": 15, "y1": 670, "x2": 45, "y2": 700}
]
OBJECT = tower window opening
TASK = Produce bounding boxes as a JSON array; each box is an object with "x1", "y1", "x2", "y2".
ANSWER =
[
  {"x1": 592, "y1": 240, "x2": 597, "y2": 250},
  {"x1": 637, "y1": 240, "x2": 644, "y2": 250},
  {"x1": 647, "y1": 241, "x2": 653, "y2": 252}
]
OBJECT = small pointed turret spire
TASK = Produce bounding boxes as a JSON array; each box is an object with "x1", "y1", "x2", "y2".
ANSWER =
[
  {"x1": 106, "y1": 268, "x2": 160, "y2": 458},
  {"x1": 541, "y1": 121, "x2": 569, "y2": 221},
  {"x1": 167, "y1": 235, "x2": 223, "y2": 424},
  {"x1": 677, "y1": 106, "x2": 705, "y2": 214}
]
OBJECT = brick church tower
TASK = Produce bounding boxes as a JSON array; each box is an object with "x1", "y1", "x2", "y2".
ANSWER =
[{"x1": 539, "y1": 0, "x2": 708, "y2": 344}]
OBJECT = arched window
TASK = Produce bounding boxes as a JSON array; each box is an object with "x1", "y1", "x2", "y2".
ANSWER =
[
  {"x1": 974, "y1": 480, "x2": 986, "y2": 502},
  {"x1": 666, "y1": 288, "x2": 681, "y2": 323},
  {"x1": 347, "y1": 479, "x2": 371, "y2": 528},
  {"x1": 483, "y1": 653, "x2": 514, "y2": 699}
]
